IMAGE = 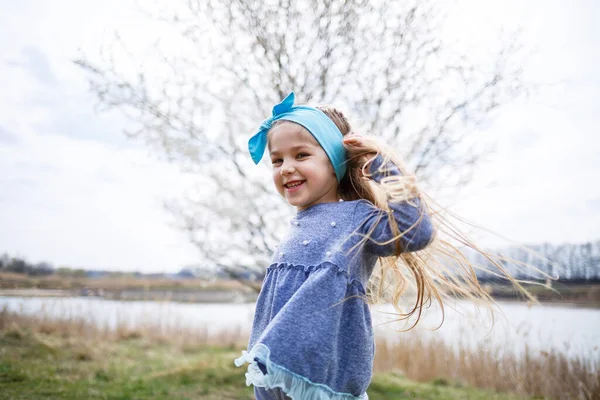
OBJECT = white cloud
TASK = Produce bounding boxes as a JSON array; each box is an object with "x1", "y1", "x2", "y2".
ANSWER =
[
  {"x1": 0, "y1": 123, "x2": 199, "y2": 272},
  {"x1": 449, "y1": 86, "x2": 600, "y2": 247},
  {"x1": 453, "y1": 0, "x2": 600, "y2": 247},
  {"x1": 0, "y1": 0, "x2": 200, "y2": 272},
  {"x1": 0, "y1": 0, "x2": 599, "y2": 272}
]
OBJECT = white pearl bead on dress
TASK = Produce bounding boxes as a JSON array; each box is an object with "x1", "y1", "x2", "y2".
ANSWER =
[
  {"x1": 326, "y1": 251, "x2": 332, "y2": 256},
  {"x1": 330, "y1": 222, "x2": 336, "y2": 227},
  {"x1": 303, "y1": 240, "x2": 310, "y2": 246}
]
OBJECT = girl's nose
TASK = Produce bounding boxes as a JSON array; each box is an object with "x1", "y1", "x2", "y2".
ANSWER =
[{"x1": 281, "y1": 163, "x2": 295, "y2": 175}]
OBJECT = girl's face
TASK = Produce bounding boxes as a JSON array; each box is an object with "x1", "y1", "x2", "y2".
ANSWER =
[{"x1": 268, "y1": 122, "x2": 338, "y2": 211}]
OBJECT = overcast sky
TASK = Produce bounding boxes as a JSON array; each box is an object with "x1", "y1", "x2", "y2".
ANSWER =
[{"x1": 0, "y1": 0, "x2": 599, "y2": 272}]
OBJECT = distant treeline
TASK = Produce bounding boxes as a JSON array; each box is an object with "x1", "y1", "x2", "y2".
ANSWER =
[
  {"x1": 0, "y1": 254, "x2": 68, "y2": 277},
  {"x1": 462, "y1": 240, "x2": 600, "y2": 282},
  {"x1": 2, "y1": 239, "x2": 600, "y2": 282},
  {"x1": 0, "y1": 254, "x2": 171, "y2": 279}
]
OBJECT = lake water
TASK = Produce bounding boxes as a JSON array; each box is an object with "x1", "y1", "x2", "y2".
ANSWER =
[{"x1": 1, "y1": 296, "x2": 599, "y2": 360}]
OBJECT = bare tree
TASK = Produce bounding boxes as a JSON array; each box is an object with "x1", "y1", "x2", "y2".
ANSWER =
[{"x1": 75, "y1": 0, "x2": 528, "y2": 278}]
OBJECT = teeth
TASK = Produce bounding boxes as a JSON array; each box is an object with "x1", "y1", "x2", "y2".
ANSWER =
[{"x1": 286, "y1": 181, "x2": 302, "y2": 188}]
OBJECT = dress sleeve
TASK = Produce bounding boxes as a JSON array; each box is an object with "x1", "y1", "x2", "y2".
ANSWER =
[{"x1": 353, "y1": 154, "x2": 435, "y2": 256}]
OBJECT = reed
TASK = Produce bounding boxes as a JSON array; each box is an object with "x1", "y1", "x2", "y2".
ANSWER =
[
  {"x1": 0, "y1": 305, "x2": 247, "y2": 348},
  {"x1": 373, "y1": 332, "x2": 600, "y2": 400}
]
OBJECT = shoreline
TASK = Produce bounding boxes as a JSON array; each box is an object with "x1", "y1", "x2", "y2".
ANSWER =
[
  {"x1": 489, "y1": 296, "x2": 600, "y2": 309},
  {"x1": 1, "y1": 288, "x2": 598, "y2": 309},
  {"x1": 0, "y1": 288, "x2": 259, "y2": 304}
]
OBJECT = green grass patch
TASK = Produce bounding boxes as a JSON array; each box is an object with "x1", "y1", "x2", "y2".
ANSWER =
[
  {"x1": 0, "y1": 329, "x2": 527, "y2": 399},
  {"x1": 369, "y1": 373, "x2": 527, "y2": 399}
]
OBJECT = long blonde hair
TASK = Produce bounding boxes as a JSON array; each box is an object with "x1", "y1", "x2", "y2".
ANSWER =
[{"x1": 316, "y1": 105, "x2": 547, "y2": 330}]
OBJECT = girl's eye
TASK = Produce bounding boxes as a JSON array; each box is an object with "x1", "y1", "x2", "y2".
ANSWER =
[
  {"x1": 271, "y1": 159, "x2": 282, "y2": 165},
  {"x1": 297, "y1": 153, "x2": 309, "y2": 159}
]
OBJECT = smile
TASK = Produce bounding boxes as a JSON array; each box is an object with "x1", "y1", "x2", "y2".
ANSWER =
[{"x1": 284, "y1": 180, "x2": 305, "y2": 192}]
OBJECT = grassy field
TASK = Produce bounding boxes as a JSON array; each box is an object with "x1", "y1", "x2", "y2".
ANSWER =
[
  {"x1": 0, "y1": 326, "x2": 529, "y2": 400},
  {"x1": 1, "y1": 304, "x2": 599, "y2": 399}
]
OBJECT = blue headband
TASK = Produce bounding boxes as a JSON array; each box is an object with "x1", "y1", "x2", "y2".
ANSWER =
[{"x1": 248, "y1": 92, "x2": 347, "y2": 182}]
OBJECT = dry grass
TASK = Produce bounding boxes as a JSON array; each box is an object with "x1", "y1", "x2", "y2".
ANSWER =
[
  {"x1": 0, "y1": 271, "x2": 253, "y2": 292},
  {"x1": 0, "y1": 306, "x2": 247, "y2": 349},
  {"x1": 1, "y1": 306, "x2": 598, "y2": 399},
  {"x1": 373, "y1": 333, "x2": 600, "y2": 400},
  {"x1": 486, "y1": 281, "x2": 600, "y2": 306}
]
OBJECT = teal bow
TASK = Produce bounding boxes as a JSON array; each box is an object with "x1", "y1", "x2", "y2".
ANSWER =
[{"x1": 248, "y1": 92, "x2": 347, "y2": 182}]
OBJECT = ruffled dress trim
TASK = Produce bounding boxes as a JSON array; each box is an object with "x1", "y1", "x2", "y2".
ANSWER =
[
  {"x1": 267, "y1": 262, "x2": 367, "y2": 293},
  {"x1": 234, "y1": 343, "x2": 369, "y2": 400}
]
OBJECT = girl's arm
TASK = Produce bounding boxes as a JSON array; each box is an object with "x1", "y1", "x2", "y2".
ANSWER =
[{"x1": 354, "y1": 154, "x2": 435, "y2": 256}]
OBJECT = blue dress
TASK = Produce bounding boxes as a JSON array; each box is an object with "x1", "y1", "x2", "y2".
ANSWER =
[{"x1": 235, "y1": 156, "x2": 435, "y2": 399}]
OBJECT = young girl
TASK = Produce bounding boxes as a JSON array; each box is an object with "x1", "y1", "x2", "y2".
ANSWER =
[{"x1": 234, "y1": 92, "x2": 526, "y2": 399}]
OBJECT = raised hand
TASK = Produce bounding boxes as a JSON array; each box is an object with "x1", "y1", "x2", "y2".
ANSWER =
[{"x1": 342, "y1": 133, "x2": 381, "y2": 173}]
